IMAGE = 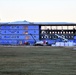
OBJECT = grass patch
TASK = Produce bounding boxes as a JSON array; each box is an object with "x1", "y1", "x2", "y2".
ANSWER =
[{"x1": 0, "y1": 46, "x2": 76, "y2": 75}]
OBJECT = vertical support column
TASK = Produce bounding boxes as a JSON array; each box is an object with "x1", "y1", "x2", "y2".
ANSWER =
[{"x1": 61, "y1": 25, "x2": 63, "y2": 34}]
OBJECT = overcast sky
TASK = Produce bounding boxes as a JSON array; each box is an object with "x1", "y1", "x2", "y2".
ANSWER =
[{"x1": 0, "y1": 0, "x2": 76, "y2": 22}]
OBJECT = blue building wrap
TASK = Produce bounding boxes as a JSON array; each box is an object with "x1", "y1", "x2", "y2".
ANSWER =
[
  {"x1": 0, "y1": 21, "x2": 76, "y2": 45},
  {"x1": 0, "y1": 24, "x2": 39, "y2": 45}
]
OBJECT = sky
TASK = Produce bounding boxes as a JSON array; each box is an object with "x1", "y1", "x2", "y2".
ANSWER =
[{"x1": 0, "y1": 0, "x2": 76, "y2": 23}]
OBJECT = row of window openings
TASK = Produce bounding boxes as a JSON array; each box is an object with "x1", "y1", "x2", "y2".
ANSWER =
[
  {"x1": 2, "y1": 36, "x2": 36, "y2": 38},
  {"x1": 41, "y1": 26, "x2": 76, "y2": 30},
  {"x1": 0, "y1": 26, "x2": 28, "y2": 28},
  {"x1": 0, "y1": 31, "x2": 36, "y2": 34},
  {"x1": 0, "y1": 26, "x2": 38, "y2": 29},
  {"x1": 41, "y1": 31, "x2": 74, "y2": 34},
  {"x1": 41, "y1": 36, "x2": 73, "y2": 39}
]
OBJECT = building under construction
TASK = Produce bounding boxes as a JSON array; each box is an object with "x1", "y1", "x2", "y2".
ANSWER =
[{"x1": 0, "y1": 21, "x2": 76, "y2": 46}]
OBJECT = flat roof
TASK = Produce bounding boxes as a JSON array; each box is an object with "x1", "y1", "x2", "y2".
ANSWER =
[{"x1": 0, "y1": 21, "x2": 76, "y2": 26}]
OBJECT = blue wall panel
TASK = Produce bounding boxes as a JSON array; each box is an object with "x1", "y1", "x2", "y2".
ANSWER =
[
  {"x1": 1, "y1": 25, "x2": 39, "y2": 29},
  {"x1": 1, "y1": 26, "x2": 23, "y2": 29},
  {"x1": 0, "y1": 24, "x2": 39, "y2": 45},
  {"x1": 0, "y1": 40, "x2": 17, "y2": 45},
  {"x1": 74, "y1": 36, "x2": 76, "y2": 39},
  {"x1": 28, "y1": 30, "x2": 39, "y2": 34},
  {"x1": 1, "y1": 35, "x2": 39, "y2": 39},
  {"x1": 28, "y1": 26, "x2": 39, "y2": 29},
  {"x1": 1, "y1": 30, "x2": 39, "y2": 34}
]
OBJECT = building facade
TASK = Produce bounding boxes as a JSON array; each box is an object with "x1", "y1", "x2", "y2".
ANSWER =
[
  {"x1": 0, "y1": 21, "x2": 76, "y2": 45},
  {"x1": 40, "y1": 24, "x2": 76, "y2": 44},
  {"x1": 0, "y1": 22, "x2": 39, "y2": 45}
]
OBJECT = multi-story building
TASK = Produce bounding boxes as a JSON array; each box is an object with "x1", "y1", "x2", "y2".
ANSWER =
[
  {"x1": 39, "y1": 22, "x2": 76, "y2": 44},
  {"x1": 0, "y1": 21, "x2": 39, "y2": 45},
  {"x1": 0, "y1": 21, "x2": 76, "y2": 46}
]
